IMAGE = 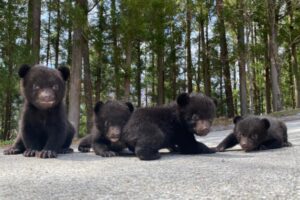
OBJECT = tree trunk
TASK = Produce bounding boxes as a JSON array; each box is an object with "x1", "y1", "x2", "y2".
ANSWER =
[
  {"x1": 68, "y1": 0, "x2": 85, "y2": 138},
  {"x1": 155, "y1": 3, "x2": 165, "y2": 105},
  {"x1": 54, "y1": 0, "x2": 61, "y2": 68},
  {"x1": 287, "y1": 49, "x2": 295, "y2": 108},
  {"x1": 186, "y1": 0, "x2": 193, "y2": 93},
  {"x1": 237, "y1": 0, "x2": 247, "y2": 115},
  {"x1": 136, "y1": 41, "x2": 142, "y2": 107},
  {"x1": 2, "y1": 1, "x2": 14, "y2": 140},
  {"x1": 83, "y1": 40, "x2": 94, "y2": 134},
  {"x1": 26, "y1": 0, "x2": 33, "y2": 64},
  {"x1": 196, "y1": 21, "x2": 201, "y2": 93},
  {"x1": 31, "y1": 0, "x2": 41, "y2": 64},
  {"x1": 217, "y1": 0, "x2": 234, "y2": 117},
  {"x1": 201, "y1": 16, "x2": 211, "y2": 96},
  {"x1": 157, "y1": 46, "x2": 164, "y2": 105},
  {"x1": 95, "y1": 1, "x2": 105, "y2": 102},
  {"x1": 264, "y1": 30, "x2": 272, "y2": 113},
  {"x1": 46, "y1": 0, "x2": 51, "y2": 66},
  {"x1": 287, "y1": 0, "x2": 300, "y2": 107},
  {"x1": 124, "y1": 41, "x2": 132, "y2": 101},
  {"x1": 170, "y1": 25, "x2": 178, "y2": 100},
  {"x1": 267, "y1": 0, "x2": 282, "y2": 111},
  {"x1": 82, "y1": 0, "x2": 93, "y2": 135},
  {"x1": 111, "y1": 0, "x2": 121, "y2": 99}
]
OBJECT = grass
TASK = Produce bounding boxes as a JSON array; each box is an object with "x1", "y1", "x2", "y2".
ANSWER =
[
  {"x1": 0, "y1": 140, "x2": 14, "y2": 148},
  {"x1": 213, "y1": 108, "x2": 300, "y2": 127},
  {"x1": 269, "y1": 108, "x2": 300, "y2": 117}
]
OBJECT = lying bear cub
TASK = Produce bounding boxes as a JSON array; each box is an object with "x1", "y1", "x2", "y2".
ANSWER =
[
  {"x1": 123, "y1": 93, "x2": 217, "y2": 160},
  {"x1": 78, "y1": 100, "x2": 134, "y2": 157},
  {"x1": 4, "y1": 64, "x2": 75, "y2": 158},
  {"x1": 215, "y1": 116, "x2": 292, "y2": 152}
]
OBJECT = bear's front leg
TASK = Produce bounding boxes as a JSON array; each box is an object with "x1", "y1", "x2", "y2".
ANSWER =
[
  {"x1": 92, "y1": 134, "x2": 118, "y2": 157},
  {"x1": 93, "y1": 142, "x2": 118, "y2": 157},
  {"x1": 36, "y1": 129, "x2": 65, "y2": 158},
  {"x1": 4, "y1": 135, "x2": 26, "y2": 155},
  {"x1": 22, "y1": 128, "x2": 44, "y2": 157},
  {"x1": 78, "y1": 134, "x2": 93, "y2": 153},
  {"x1": 177, "y1": 133, "x2": 215, "y2": 154},
  {"x1": 215, "y1": 133, "x2": 238, "y2": 152}
]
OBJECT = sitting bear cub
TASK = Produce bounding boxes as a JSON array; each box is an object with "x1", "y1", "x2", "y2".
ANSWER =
[
  {"x1": 215, "y1": 116, "x2": 292, "y2": 152},
  {"x1": 4, "y1": 64, "x2": 75, "y2": 158},
  {"x1": 123, "y1": 93, "x2": 217, "y2": 160},
  {"x1": 78, "y1": 100, "x2": 134, "y2": 157}
]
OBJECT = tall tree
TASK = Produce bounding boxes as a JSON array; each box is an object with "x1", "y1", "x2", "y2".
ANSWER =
[
  {"x1": 186, "y1": 0, "x2": 193, "y2": 93},
  {"x1": 68, "y1": 0, "x2": 85, "y2": 137},
  {"x1": 94, "y1": 0, "x2": 105, "y2": 102},
  {"x1": 216, "y1": 0, "x2": 234, "y2": 117},
  {"x1": 82, "y1": 1, "x2": 93, "y2": 135},
  {"x1": 266, "y1": 0, "x2": 282, "y2": 111},
  {"x1": 54, "y1": 0, "x2": 61, "y2": 68},
  {"x1": 45, "y1": 0, "x2": 52, "y2": 66},
  {"x1": 111, "y1": 0, "x2": 121, "y2": 99},
  {"x1": 287, "y1": 0, "x2": 300, "y2": 108},
  {"x1": 2, "y1": 1, "x2": 15, "y2": 140},
  {"x1": 264, "y1": 29, "x2": 272, "y2": 113},
  {"x1": 149, "y1": 0, "x2": 166, "y2": 105},
  {"x1": 198, "y1": 2, "x2": 211, "y2": 96},
  {"x1": 31, "y1": 0, "x2": 41, "y2": 64},
  {"x1": 237, "y1": 0, "x2": 247, "y2": 115}
]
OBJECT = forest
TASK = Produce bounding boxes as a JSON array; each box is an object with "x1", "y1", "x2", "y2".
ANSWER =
[{"x1": 0, "y1": 0, "x2": 299, "y2": 139}]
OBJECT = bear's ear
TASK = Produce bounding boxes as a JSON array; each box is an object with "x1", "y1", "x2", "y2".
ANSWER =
[
  {"x1": 177, "y1": 93, "x2": 190, "y2": 107},
  {"x1": 94, "y1": 101, "x2": 104, "y2": 113},
  {"x1": 18, "y1": 64, "x2": 31, "y2": 78},
  {"x1": 233, "y1": 116, "x2": 243, "y2": 124},
  {"x1": 125, "y1": 102, "x2": 134, "y2": 113},
  {"x1": 261, "y1": 118, "x2": 270, "y2": 130},
  {"x1": 58, "y1": 66, "x2": 70, "y2": 81}
]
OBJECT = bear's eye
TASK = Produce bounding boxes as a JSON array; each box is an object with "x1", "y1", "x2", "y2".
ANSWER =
[
  {"x1": 33, "y1": 84, "x2": 40, "y2": 90},
  {"x1": 52, "y1": 84, "x2": 59, "y2": 90},
  {"x1": 251, "y1": 134, "x2": 258, "y2": 140},
  {"x1": 191, "y1": 114, "x2": 199, "y2": 121}
]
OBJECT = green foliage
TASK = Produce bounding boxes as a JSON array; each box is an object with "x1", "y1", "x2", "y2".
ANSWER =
[{"x1": 1, "y1": 0, "x2": 300, "y2": 139}]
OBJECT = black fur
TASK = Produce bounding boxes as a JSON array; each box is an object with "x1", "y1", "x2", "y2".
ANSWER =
[
  {"x1": 4, "y1": 64, "x2": 75, "y2": 158},
  {"x1": 123, "y1": 93, "x2": 217, "y2": 160},
  {"x1": 215, "y1": 115, "x2": 292, "y2": 152},
  {"x1": 78, "y1": 100, "x2": 134, "y2": 157}
]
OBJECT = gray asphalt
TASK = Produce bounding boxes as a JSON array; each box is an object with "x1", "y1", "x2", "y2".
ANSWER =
[{"x1": 0, "y1": 120, "x2": 299, "y2": 200}]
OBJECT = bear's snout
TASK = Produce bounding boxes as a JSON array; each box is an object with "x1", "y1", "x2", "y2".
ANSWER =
[
  {"x1": 107, "y1": 126, "x2": 121, "y2": 142},
  {"x1": 36, "y1": 89, "x2": 56, "y2": 109},
  {"x1": 194, "y1": 120, "x2": 210, "y2": 136}
]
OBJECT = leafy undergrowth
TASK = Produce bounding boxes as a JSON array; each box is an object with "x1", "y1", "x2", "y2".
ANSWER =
[
  {"x1": 213, "y1": 108, "x2": 300, "y2": 127},
  {"x1": 0, "y1": 140, "x2": 14, "y2": 148},
  {"x1": 269, "y1": 108, "x2": 300, "y2": 117}
]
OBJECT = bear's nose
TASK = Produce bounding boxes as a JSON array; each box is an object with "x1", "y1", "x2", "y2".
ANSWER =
[
  {"x1": 240, "y1": 142, "x2": 249, "y2": 149},
  {"x1": 197, "y1": 128, "x2": 209, "y2": 135},
  {"x1": 39, "y1": 89, "x2": 55, "y2": 101}
]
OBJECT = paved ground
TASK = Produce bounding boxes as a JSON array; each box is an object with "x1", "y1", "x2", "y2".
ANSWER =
[{"x1": 0, "y1": 120, "x2": 299, "y2": 200}]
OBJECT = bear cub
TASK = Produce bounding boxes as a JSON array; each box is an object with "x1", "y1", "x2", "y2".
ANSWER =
[
  {"x1": 123, "y1": 93, "x2": 217, "y2": 160},
  {"x1": 215, "y1": 116, "x2": 292, "y2": 152},
  {"x1": 78, "y1": 100, "x2": 134, "y2": 157},
  {"x1": 4, "y1": 64, "x2": 75, "y2": 158}
]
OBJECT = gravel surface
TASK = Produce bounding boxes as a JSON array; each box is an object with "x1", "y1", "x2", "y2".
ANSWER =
[{"x1": 0, "y1": 120, "x2": 299, "y2": 200}]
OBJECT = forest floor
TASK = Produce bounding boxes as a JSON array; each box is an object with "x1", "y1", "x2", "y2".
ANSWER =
[{"x1": 0, "y1": 118, "x2": 299, "y2": 199}]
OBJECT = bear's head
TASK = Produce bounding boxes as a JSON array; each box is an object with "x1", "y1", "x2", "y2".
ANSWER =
[
  {"x1": 94, "y1": 100, "x2": 134, "y2": 143},
  {"x1": 233, "y1": 116, "x2": 270, "y2": 151},
  {"x1": 177, "y1": 93, "x2": 217, "y2": 136},
  {"x1": 19, "y1": 64, "x2": 70, "y2": 110}
]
